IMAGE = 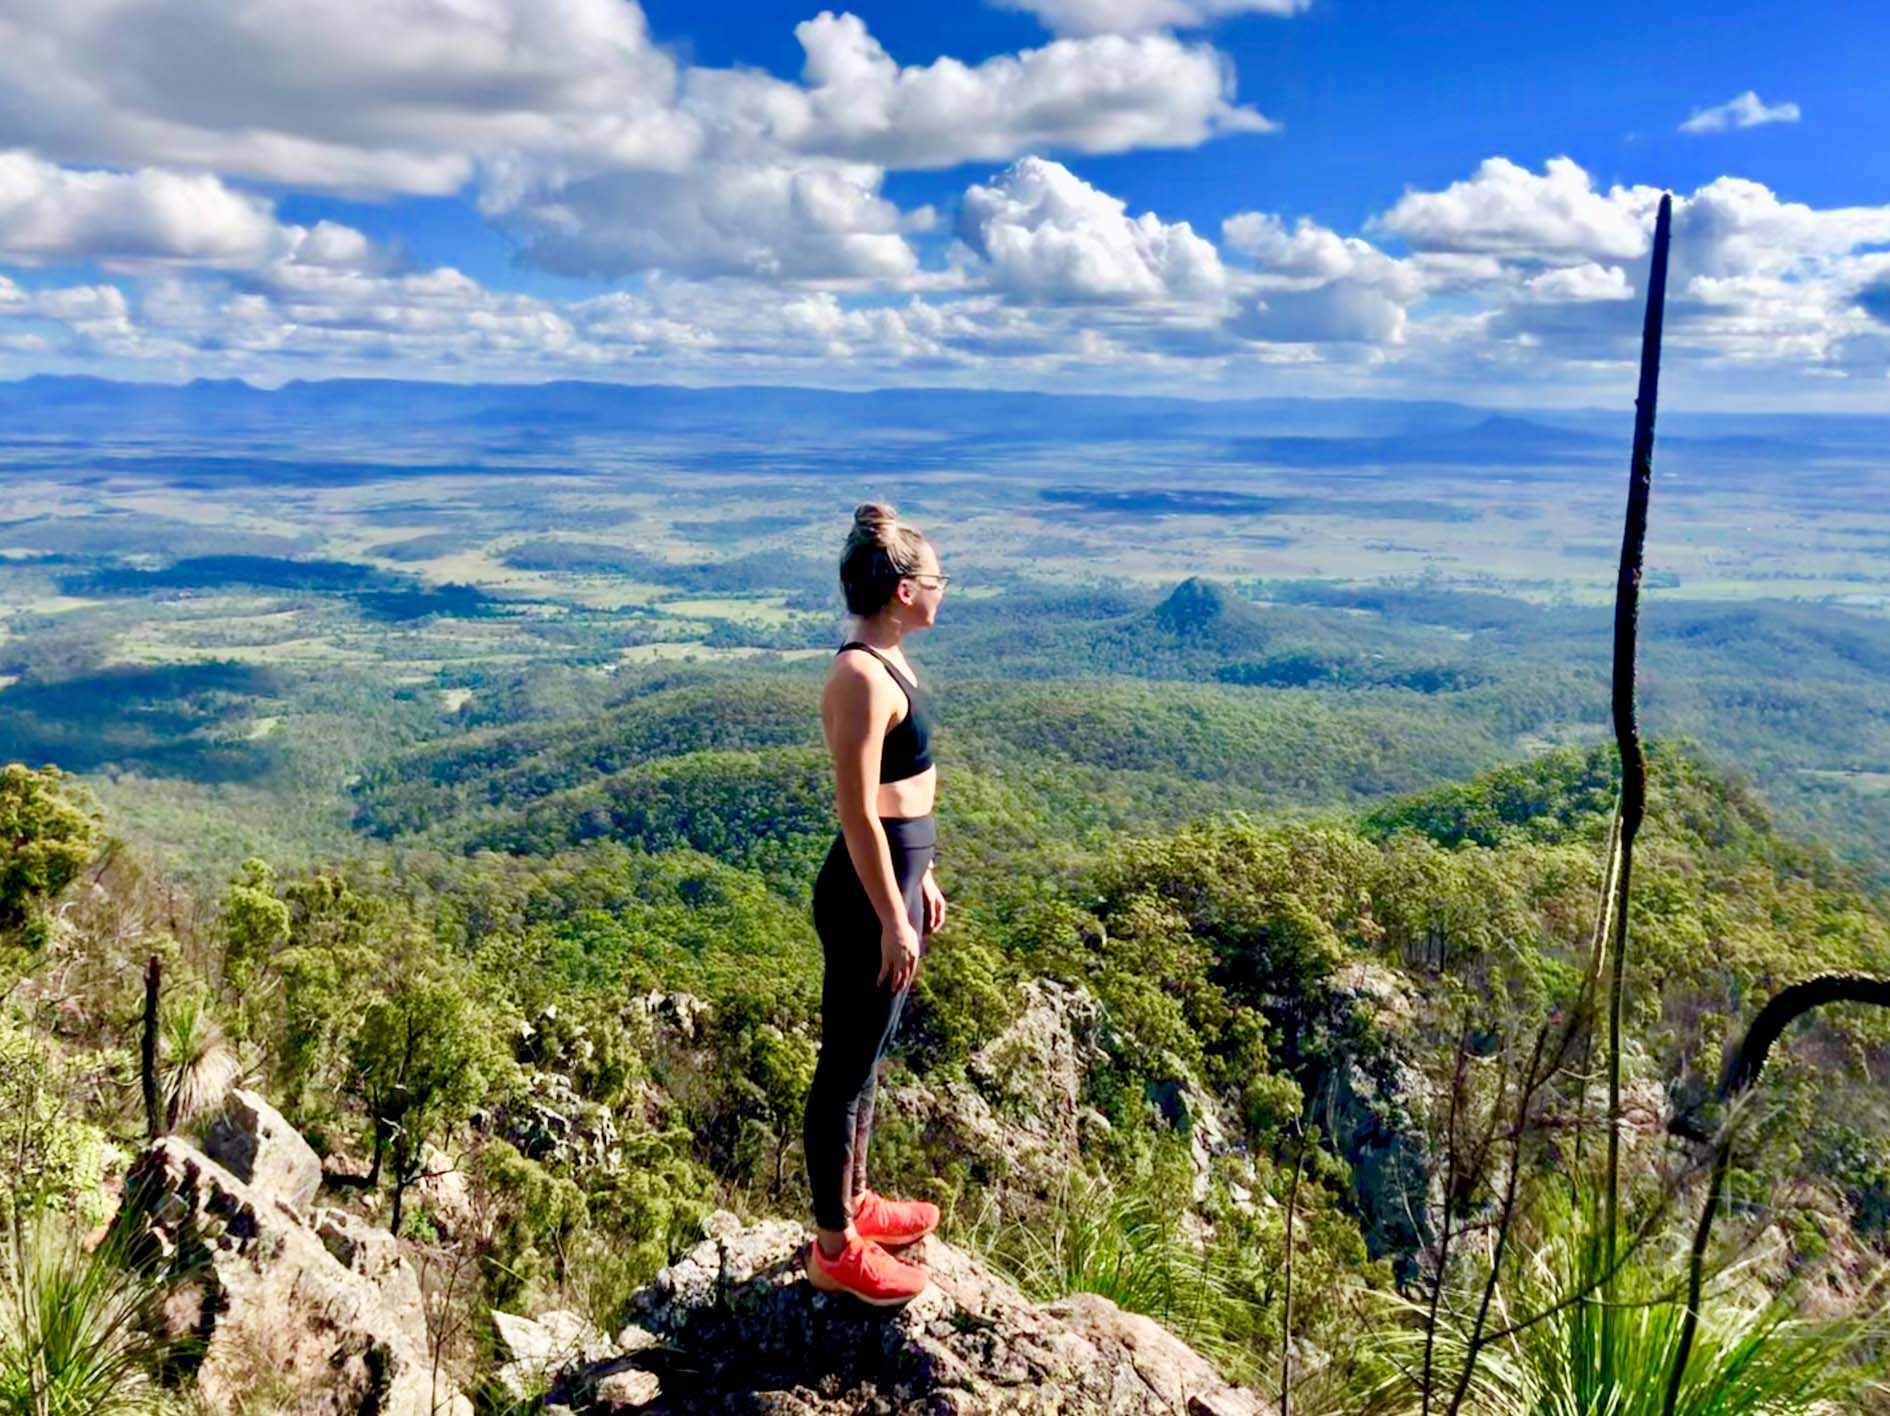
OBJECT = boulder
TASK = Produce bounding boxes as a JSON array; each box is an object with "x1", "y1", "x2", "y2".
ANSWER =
[
  {"x1": 545, "y1": 1212, "x2": 1272, "y2": 1416},
  {"x1": 594, "y1": 1366, "x2": 663, "y2": 1410},
  {"x1": 112, "y1": 1136, "x2": 461, "y2": 1416},
  {"x1": 492, "y1": 1308, "x2": 619, "y2": 1402},
  {"x1": 889, "y1": 979, "x2": 1242, "y2": 1208},
  {"x1": 411, "y1": 1143, "x2": 476, "y2": 1238},
  {"x1": 202, "y1": 1088, "x2": 323, "y2": 1214},
  {"x1": 316, "y1": 1207, "x2": 425, "y2": 1315},
  {"x1": 887, "y1": 979, "x2": 1106, "y2": 1202}
]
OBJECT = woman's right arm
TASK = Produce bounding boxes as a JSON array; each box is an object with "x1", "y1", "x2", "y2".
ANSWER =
[{"x1": 822, "y1": 660, "x2": 922, "y2": 990}]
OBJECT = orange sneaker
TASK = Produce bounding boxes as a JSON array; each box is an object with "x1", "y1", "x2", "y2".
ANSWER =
[
  {"x1": 851, "y1": 1188, "x2": 940, "y2": 1250},
  {"x1": 803, "y1": 1233, "x2": 929, "y2": 1307}
]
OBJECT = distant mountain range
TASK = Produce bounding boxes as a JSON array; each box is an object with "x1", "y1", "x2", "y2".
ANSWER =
[{"x1": 1, "y1": 374, "x2": 1881, "y2": 470}]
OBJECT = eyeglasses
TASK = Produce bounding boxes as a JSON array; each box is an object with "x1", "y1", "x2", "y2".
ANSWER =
[{"x1": 904, "y1": 573, "x2": 952, "y2": 590}]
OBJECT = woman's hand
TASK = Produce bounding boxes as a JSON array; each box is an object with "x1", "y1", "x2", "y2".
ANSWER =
[
  {"x1": 879, "y1": 916, "x2": 922, "y2": 991},
  {"x1": 922, "y1": 868, "x2": 947, "y2": 936}
]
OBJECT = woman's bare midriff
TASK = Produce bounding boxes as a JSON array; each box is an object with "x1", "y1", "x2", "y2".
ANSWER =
[{"x1": 876, "y1": 763, "x2": 937, "y2": 820}]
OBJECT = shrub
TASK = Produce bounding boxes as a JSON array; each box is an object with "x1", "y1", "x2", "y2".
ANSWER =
[{"x1": 0, "y1": 1017, "x2": 113, "y2": 1225}]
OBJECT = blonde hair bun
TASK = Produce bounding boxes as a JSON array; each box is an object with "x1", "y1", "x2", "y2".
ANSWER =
[
  {"x1": 839, "y1": 502, "x2": 927, "y2": 615},
  {"x1": 852, "y1": 502, "x2": 899, "y2": 539}
]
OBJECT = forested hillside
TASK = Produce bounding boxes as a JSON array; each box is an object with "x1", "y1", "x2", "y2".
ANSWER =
[
  {"x1": 6, "y1": 385, "x2": 1890, "y2": 1410},
  {"x1": 9, "y1": 694, "x2": 1890, "y2": 1409}
]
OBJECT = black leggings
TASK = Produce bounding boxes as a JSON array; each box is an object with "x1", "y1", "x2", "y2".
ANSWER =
[{"x1": 803, "y1": 814, "x2": 935, "y2": 1232}]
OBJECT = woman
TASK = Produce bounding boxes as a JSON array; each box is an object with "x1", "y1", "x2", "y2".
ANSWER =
[{"x1": 801, "y1": 503, "x2": 951, "y2": 1306}]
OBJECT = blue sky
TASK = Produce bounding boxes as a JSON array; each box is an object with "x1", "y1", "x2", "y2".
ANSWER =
[
  {"x1": 0, "y1": 0, "x2": 1884, "y2": 407},
  {"x1": 646, "y1": 0, "x2": 1887, "y2": 235}
]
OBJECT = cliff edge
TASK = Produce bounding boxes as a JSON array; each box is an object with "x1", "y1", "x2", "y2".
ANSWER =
[{"x1": 546, "y1": 1211, "x2": 1273, "y2": 1416}]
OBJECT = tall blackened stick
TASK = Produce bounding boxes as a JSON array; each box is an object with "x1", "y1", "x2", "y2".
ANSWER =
[
  {"x1": 1602, "y1": 190, "x2": 1674, "y2": 1384},
  {"x1": 142, "y1": 954, "x2": 161, "y2": 1140}
]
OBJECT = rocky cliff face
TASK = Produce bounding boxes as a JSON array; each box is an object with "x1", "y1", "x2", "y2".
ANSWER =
[
  {"x1": 889, "y1": 978, "x2": 1241, "y2": 1212},
  {"x1": 106, "y1": 1084, "x2": 1271, "y2": 1416},
  {"x1": 887, "y1": 979, "x2": 1113, "y2": 1205},
  {"x1": 546, "y1": 1212, "x2": 1274, "y2": 1416},
  {"x1": 110, "y1": 1091, "x2": 467, "y2": 1416}
]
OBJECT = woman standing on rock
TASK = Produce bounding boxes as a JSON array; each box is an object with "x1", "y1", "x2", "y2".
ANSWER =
[{"x1": 802, "y1": 503, "x2": 950, "y2": 1306}]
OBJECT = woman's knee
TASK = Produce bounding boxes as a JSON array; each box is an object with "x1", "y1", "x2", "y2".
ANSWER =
[{"x1": 808, "y1": 1041, "x2": 873, "y2": 1112}]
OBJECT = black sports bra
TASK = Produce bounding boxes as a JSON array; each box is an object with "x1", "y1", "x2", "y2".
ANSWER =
[{"x1": 838, "y1": 642, "x2": 934, "y2": 783}]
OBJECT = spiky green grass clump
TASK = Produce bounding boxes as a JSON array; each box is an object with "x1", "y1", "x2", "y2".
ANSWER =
[
  {"x1": 0, "y1": 1217, "x2": 173, "y2": 1416},
  {"x1": 158, "y1": 991, "x2": 238, "y2": 1132},
  {"x1": 963, "y1": 1165, "x2": 1275, "y2": 1383},
  {"x1": 1350, "y1": 1191, "x2": 1888, "y2": 1416}
]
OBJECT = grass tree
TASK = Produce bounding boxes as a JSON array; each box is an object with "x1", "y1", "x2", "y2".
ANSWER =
[{"x1": 158, "y1": 990, "x2": 239, "y2": 1133}]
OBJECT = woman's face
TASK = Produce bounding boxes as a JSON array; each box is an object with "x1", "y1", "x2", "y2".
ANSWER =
[{"x1": 898, "y1": 542, "x2": 947, "y2": 630}]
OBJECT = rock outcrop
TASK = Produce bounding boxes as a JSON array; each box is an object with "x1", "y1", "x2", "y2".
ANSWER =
[
  {"x1": 546, "y1": 1213, "x2": 1272, "y2": 1416},
  {"x1": 112, "y1": 1135, "x2": 466, "y2": 1416},
  {"x1": 889, "y1": 979, "x2": 1238, "y2": 1206},
  {"x1": 886, "y1": 979, "x2": 1107, "y2": 1201},
  {"x1": 491, "y1": 1307, "x2": 621, "y2": 1402},
  {"x1": 202, "y1": 1088, "x2": 324, "y2": 1214},
  {"x1": 1305, "y1": 961, "x2": 1433, "y2": 1273}
]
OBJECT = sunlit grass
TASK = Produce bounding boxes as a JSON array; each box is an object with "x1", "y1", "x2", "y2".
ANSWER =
[
  {"x1": 959, "y1": 1169, "x2": 1273, "y2": 1384},
  {"x1": 0, "y1": 1215, "x2": 175, "y2": 1416},
  {"x1": 1344, "y1": 1190, "x2": 1890, "y2": 1416}
]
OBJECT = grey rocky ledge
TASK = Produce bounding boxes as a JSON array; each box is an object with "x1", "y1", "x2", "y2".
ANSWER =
[
  {"x1": 113, "y1": 1136, "x2": 466, "y2": 1416},
  {"x1": 548, "y1": 1212, "x2": 1272, "y2": 1416}
]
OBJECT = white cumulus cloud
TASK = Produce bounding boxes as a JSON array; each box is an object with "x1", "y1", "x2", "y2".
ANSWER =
[
  {"x1": 0, "y1": 150, "x2": 387, "y2": 277},
  {"x1": 0, "y1": 278, "x2": 180, "y2": 359},
  {"x1": 1220, "y1": 209, "x2": 1422, "y2": 344},
  {"x1": 496, "y1": 159, "x2": 919, "y2": 283},
  {"x1": 1374, "y1": 156, "x2": 1660, "y2": 262},
  {"x1": 12, "y1": 123, "x2": 1890, "y2": 402},
  {"x1": 486, "y1": 15, "x2": 1273, "y2": 280},
  {"x1": 746, "y1": 15, "x2": 1276, "y2": 167},
  {"x1": 1671, "y1": 176, "x2": 1890, "y2": 281},
  {"x1": 960, "y1": 157, "x2": 1226, "y2": 303},
  {"x1": 1232, "y1": 281, "x2": 1408, "y2": 344},
  {"x1": 1523, "y1": 262, "x2": 1633, "y2": 301},
  {"x1": 0, "y1": 0, "x2": 688, "y2": 194},
  {"x1": 1221, "y1": 211, "x2": 1418, "y2": 294},
  {"x1": 1679, "y1": 91, "x2": 1802, "y2": 135},
  {"x1": 0, "y1": 151, "x2": 285, "y2": 268},
  {"x1": 1221, "y1": 211, "x2": 1354, "y2": 278},
  {"x1": 1374, "y1": 157, "x2": 1890, "y2": 380},
  {"x1": 0, "y1": 0, "x2": 1274, "y2": 286}
]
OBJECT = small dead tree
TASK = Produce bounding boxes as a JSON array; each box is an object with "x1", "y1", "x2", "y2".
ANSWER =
[
  {"x1": 142, "y1": 954, "x2": 161, "y2": 1140},
  {"x1": 1663, "y1": 973, "x2": 1890, "y2": 1416}
]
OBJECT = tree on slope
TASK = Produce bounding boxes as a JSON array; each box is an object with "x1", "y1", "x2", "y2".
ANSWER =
[{"x1": 349, "y1": 968, "x2": 513, "y2": 1234}]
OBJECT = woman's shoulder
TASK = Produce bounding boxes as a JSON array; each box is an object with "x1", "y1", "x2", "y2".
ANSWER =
[{"x1": 826, "y1": 647, "x2": 893, "y2": 694}]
